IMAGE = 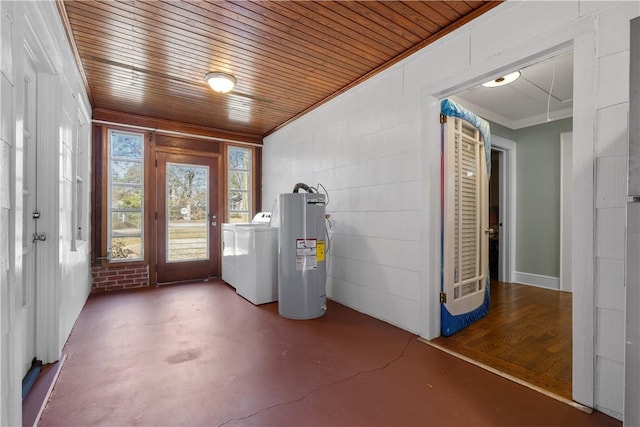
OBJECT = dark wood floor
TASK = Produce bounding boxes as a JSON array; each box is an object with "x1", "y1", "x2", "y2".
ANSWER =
[
  {"x1": 37, "y1": 280, "x2": 617, "y2": 426},
  {"x1": 431, "y1": 280, "x2": 572, "y2": 400}
]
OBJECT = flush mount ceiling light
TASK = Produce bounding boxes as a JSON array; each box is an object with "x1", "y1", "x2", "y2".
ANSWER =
[
  {"x1": 204, "y1": 72, "x2": 237, "y2": 93},
  {"x1": 481, "y1": 71, "x2": 521, "y2": 88}
]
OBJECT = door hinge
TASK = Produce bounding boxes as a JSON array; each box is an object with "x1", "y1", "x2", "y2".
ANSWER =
[
  {"x1": 155, "y1": 212, "x2": 158, "y2": 220},
  {"x1": 155, "y1": 159, "x2": 158, "y2": 167},
  {"x1": 440, "y1": 113, "x2": 447, "y2": 124},
  {"x1": 439, "y1": 292, "x2": 447, "y2": 303}
]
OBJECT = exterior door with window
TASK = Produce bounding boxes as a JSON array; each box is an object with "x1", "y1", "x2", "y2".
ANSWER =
[{"x1": 156, "y1": 152, "x2": 220, "y2": 283}]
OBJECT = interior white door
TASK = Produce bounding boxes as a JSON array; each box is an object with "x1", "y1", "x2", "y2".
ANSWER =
[
  {"x1": 20, "y1": 57, "x2": 38, "y2": 376},
  {"x1": 441, "y1": 115, "x2": 489, "y2": 335}
]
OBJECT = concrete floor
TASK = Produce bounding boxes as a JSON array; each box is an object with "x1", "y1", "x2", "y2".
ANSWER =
[{"x1": 38, "y1": 280, "x2": 620, "y2": 427}]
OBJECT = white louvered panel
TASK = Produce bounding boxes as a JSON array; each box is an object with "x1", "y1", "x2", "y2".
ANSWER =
[
  {"x1": 444, "y1": 116, "x2": 488, "y2": 311},
  {"x1": 459, "y1": 126, "x2": 479, "y2": 287}
]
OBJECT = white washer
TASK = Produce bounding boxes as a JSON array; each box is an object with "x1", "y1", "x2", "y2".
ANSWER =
[
  {"x1": 221, "y1": 223, "x2": 239, "y2": 287},
  {"x1": 221, "y1": 213, "x2": 278, "y2": 305},
  {"x1": 234, "y1": 224, "x2": 278, "y2": 304}
]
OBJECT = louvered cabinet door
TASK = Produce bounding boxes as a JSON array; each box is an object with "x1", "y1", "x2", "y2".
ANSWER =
[{"x1": 443, "y1": 117, "x2": 488, "y2": 317}]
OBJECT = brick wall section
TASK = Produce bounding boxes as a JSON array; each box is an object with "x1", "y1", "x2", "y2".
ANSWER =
[{"x1": 91, "y1": 263, "x2": 149, "y2": 292}]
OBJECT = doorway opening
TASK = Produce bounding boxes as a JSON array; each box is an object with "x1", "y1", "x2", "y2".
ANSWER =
[{"x1": 432, "y1": 50, "x2": 574, "y2": 402}]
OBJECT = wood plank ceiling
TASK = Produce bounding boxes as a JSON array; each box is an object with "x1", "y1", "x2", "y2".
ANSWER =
[{"x1": 58, "y1": 1, "x2": 501, "y2": 139}]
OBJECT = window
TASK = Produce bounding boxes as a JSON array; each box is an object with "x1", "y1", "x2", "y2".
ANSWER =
[
  {"x1": 227, "y1": 146, "x2": 251, "y2": 223},
  {"x1": 108, "y1": 130, "x2": 144, "y2": 261},
  {"x1": 72, "y1": 117, "x2": 89, "y2": 250},
  {"x1": 75, "y1": 176, "x2": 83, "y2": 241}
]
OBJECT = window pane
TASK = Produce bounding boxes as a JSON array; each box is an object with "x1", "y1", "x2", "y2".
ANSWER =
[
  {"x1": 108, "y1": 129, "x2": 144, "y2": 262},
  {"x1": 111, "y1": 185, "x2": 142, "y2": 209},
  {"x1": 112, "y1": 161, "x2": 142, "y2": 184},
  {"x1": 111, "y1": 237, "x2": 142, "y2": 260},
  {"x1": 229, "y1": 147, "x2": 249, "y2": 170},
  {"x1": 111, "y1": 212, "x2": 142, "y2": 235},
  {"x1": 229, "y1": 170, "x2": 248, "y2": 191},
  {"x1": 166, "y1": 163, "x2": 209, "y2": 262},
  {"x1": 230, "y1": 212, "x2": 250, "y2": 223},
  {"x1": 227, "y1": 146, "x2": 251, "y2": 224},
  {"x1": 229, "y1": 191, "x2": 248, "y2": 211},
  {"x1": 111, "y1": 132, "x2": 142, "y2": 159}
]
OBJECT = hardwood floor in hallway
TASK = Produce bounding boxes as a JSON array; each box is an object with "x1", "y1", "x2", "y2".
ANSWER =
[{"x1": 430, "y1": 280, "x2": 572, "y2": 400}]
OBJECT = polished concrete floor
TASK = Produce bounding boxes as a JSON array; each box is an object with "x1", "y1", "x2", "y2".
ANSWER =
[{"x1": 38, "y1": 280, "x2": 620, "y2": 427}]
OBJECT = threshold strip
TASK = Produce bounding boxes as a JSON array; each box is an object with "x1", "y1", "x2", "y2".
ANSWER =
[{"x1": 417, "y1": 337, "x2": 592, "y2": 414}]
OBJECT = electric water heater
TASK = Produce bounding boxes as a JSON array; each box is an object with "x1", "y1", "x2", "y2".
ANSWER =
[{"x1": 278, "y1": 190, "x2": 327, "y2": 319}]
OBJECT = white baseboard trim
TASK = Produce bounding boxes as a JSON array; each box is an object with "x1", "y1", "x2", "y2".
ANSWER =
[{"x1": 513, "y1": 271, "x2": 560, "y2": 290}]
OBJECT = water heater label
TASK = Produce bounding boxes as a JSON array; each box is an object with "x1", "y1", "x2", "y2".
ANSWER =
[
  {"x1": 296, "y1": 239, "x2": 317, "y2": 255},
  {"x1": 296, "y1": 239, "x2": 317, "y2": 270},
  {"x1": 296, "y1": 256, "x2": 317, "y2": 271},
  {"x1": 317, "y1": 240, "x2": 325, "y2": 262}
]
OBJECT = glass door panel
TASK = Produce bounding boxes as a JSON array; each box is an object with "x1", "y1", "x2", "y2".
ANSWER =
[
  {"x1": 156, "y1": 152, "x2": 219, "y2": 283},
  {"x1": 166, "y1": 163, "x2": 209, "y2": 262}
]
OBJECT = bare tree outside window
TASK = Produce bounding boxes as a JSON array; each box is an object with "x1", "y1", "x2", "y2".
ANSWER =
[
  {"x1": 108, "y1": 130, "x2": 144, "y2": 261},
  {"x1": 228, "y1": 147, "x2": 251, "y2": 223}
]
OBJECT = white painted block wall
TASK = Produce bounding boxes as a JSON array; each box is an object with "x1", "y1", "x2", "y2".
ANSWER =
[
  {"x1": 263, "y1": 70, "x2": 424, "y2": 332},
  {"x1": 264, "y1": 0, "x2": 640, "y2": 421},
  {"x1": 0, "y1": 1, "x2": 92, "y2": 425},
  {"x1": 592, "y1": 2, "x2": 639, "y2": 417}
]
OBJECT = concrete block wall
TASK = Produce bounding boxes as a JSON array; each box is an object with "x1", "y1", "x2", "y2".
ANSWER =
[
  {"x1": 263, "y1": 70, "x2": 424, "y2": 333},
  {"x1": 592, "y1": 1, "x2": 640, "y2": 417},
  {"x1": 263, "y1": 0, "x2": 640, "y2": 420}
]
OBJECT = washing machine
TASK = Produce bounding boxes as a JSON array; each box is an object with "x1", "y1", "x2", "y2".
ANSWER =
[
  {"x1": 222, "y1": 212, "x2": 271, "y2": 287},
  {"x1": 221, "y1": 212, "x2": 278, "y2": 304}
]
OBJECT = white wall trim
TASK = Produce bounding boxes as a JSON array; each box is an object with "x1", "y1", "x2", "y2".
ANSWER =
[
  {"x1": 560, "y1": 131, "x2": 573, "y2": 293},
  {"x1": 513, "y1": 271, "x2": 560, "y2": 290},
  {"x1": 419, "y1": 97, "x2": 442, "y2": 340},
  {"x1": 570, "y1": 29, "x2": 596, "y2": 408}
]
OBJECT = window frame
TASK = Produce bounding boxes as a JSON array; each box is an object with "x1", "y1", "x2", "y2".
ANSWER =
[
  {"x1": 106, "y1": 128, "x2": 146, "y2": 262},
  {"x1": 226, "y1": 145, "x2": 253, "y2": 223}
]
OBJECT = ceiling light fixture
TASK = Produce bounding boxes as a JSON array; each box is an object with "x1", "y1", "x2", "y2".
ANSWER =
[
  {"x1": 204, "y1": 72, "x2": 237, "y2": 93},
  {"x1": 481, "y1": 71, "x2": 521, "y2": 88}
]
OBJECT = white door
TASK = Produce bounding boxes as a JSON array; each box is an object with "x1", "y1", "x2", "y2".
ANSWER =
[
  {"x1": 20, "y1": 57, "x2": 39, "y2": 376},
  {"x1": 441, "y1": 115, "x2": 489, "y2": 336}
]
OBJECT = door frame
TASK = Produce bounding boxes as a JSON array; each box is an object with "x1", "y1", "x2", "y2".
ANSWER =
[
  {"x1": 491, "y1": 136, "x2": 516, "y2": 284},
  {"x1": 420, "y1": 20, "x2": 596, "y2": 407},
  {"x1": 152, "y1": 146, "x2": 224, "y2": 284},
  {"x1": 560, "y1": 131, "x2": 573, "y2": 292}
]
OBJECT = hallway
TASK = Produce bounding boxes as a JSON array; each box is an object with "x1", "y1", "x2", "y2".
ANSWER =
[{"x1": 38, "y1": 281, "x2": 618, "y2": 426}]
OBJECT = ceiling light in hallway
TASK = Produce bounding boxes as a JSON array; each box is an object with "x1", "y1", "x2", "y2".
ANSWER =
[{"x1": 481, "y1": 71, "x2": 521, "y2": 88}]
